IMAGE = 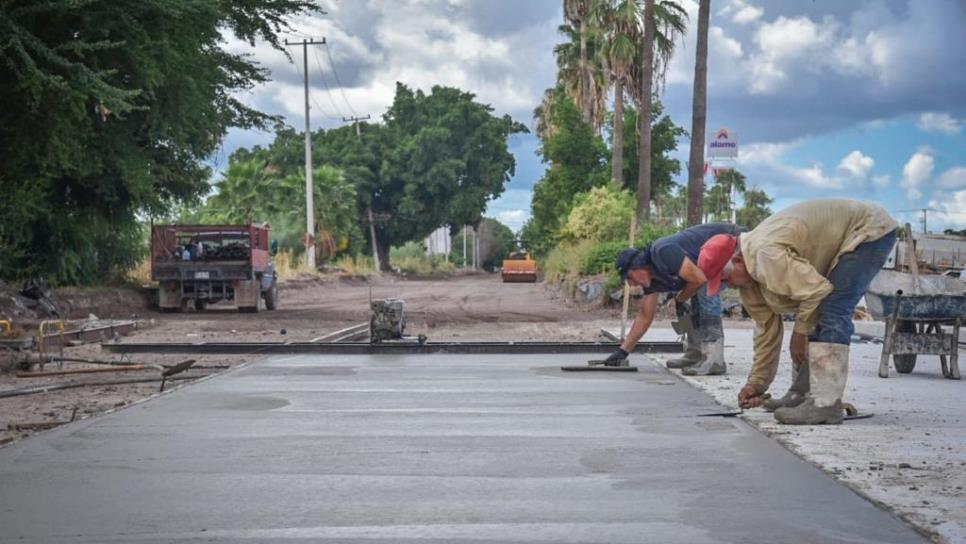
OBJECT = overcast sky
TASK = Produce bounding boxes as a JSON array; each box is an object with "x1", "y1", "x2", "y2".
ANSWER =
[{"x1": 218, "y1": 0, "x2": 966, "y2": 233}]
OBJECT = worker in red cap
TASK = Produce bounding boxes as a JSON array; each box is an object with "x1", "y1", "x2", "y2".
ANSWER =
[
  {"x1": 604, "y1": 223, "x2": 744, "y2": 375},
  {"x1": 697, "y1": 199, "x2": 897, "y2": 424}
]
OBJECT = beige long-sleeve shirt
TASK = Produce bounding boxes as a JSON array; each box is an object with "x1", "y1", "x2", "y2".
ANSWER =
[{"x1": 739, "y1": 199, "x2": 897, "y2": 390}]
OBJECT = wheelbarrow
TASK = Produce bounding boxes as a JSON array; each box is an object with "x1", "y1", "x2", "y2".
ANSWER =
[{"x1": 865, "y1": 270, "x2": 966, "y2": 380}]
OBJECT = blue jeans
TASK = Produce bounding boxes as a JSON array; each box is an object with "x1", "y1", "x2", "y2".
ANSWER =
[{"x1": 810, "y1": 230, "x2": 897, "y2": 345}]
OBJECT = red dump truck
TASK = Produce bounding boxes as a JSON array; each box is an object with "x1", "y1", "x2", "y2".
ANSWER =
[{"x1": 150, "y1": 224, "x2": 278, "y2": 313}]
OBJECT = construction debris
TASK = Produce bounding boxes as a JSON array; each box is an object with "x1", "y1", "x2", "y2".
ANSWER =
[{"x1": 370, "y1": 299, "x2": 406, "y2": 342}]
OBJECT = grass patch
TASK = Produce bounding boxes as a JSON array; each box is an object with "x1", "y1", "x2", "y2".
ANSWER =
[
  {"x1": 393, "y1": 255, "x2": 456, "y2": 276},
  {"x1": 334, "y1": 255, "x2": 376, "y2": 276}
]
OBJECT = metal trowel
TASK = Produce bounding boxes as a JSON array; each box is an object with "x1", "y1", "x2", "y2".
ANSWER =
[{"x1": 561, "y1": 358, "x2": 638, "y2": 372}]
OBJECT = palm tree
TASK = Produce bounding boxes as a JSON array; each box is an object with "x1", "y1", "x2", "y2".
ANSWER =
[
  {"x1": 633, "y1": 0, "x2": 687, "y2": 221},
  {"x1": 553, "y1": 23, "x2": 608, "y2": 133},
  {"x1": 592, "y1": 0, "x2": 638, "y2": 188},
  {"x1": 563, "y1": 0, "x2": 595, "y2": 124},
  {"x1": 687, "y1": 0, "x2": 710, "y2": 226}
]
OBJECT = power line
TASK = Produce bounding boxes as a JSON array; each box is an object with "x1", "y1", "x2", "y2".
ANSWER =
[
  {"x1": 323, "y1": 43, "x2": 359, "y2": 117},
  {"x1": 310, "y1": 46, "x2": 346, "y2": 119},
  {"x1": 288, "y1": 47, "x2": 339, "y2": 121}
]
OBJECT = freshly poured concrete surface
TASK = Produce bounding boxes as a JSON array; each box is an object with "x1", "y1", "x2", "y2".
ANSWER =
[{"x1": 0, "y1": 354, "x2": 927, "y2": 543}]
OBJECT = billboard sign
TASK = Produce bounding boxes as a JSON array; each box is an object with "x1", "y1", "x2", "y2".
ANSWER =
[{"x1": 708, "y1": 127, "x2": 738, "y2": 159}]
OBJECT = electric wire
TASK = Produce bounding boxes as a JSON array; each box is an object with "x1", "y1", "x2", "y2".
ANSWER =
[
  {"x1": 322, "y1": 43, "x2": 360, "y2": 117},
  {"x1": 288, "y1": 46, "x2": 341, "y2": 122},
  {"x1": 310, "y1": 46, "x2": 347, "y2": 119}
]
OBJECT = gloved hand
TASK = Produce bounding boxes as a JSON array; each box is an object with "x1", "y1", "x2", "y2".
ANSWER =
[
  {"x1": 674, "y1": 299, "x2": 692, "y2": 319},
  {"x1": 602, "y1": 348, "x2": 629, "y2": 366}
]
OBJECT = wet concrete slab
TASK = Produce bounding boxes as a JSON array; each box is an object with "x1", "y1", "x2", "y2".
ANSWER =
[{"x1": 0, "y1": 354, "x2": 928, "y2": 543}]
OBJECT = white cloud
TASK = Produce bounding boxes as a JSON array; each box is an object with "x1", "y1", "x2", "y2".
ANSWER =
[
  {"x1": 837, "y1": 150, "x2": 874, "y2": 178},
  {"x1": 917, "y1": 112, "x2": 962, "y2": 135},
  {"x1": 496, "y1": 209, "x2": 526, "y2": 226},
  {"x1": 872, "y1": 174, "x2": 890, "y2": 188},
  {"x1": 737, "y1": 140, "x2": 842, "y2": 189},
  {"x1": 719, "y1": 0, "x2": 764, "y2": 24},
  {"x1": 937, "y1": 166, "x2": 966, "y2": 189},
  {"x1": 927, "y1": 191, "x2": 966, "y2": 230},
  {"x1": 733, "y1": 5, "x2": 764, "y2": 25},
  {"x1": 901, "y1": 149, "x2": 935, "y2": 200}
]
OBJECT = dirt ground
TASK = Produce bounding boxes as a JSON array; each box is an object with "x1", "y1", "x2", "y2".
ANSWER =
[{"x1": 1, "y1": 272, "x2": 663, "y2": 446}]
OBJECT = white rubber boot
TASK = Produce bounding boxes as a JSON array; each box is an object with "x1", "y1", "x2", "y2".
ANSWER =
[
  {"x1": 666, "y1": 325, "x2": 702, "y2": 369},
  {"x1": 681, "y1": 336, "x2": 727, "y2": 376},
  {"x1": 774, "y1": 343, "x2": 847, "y2": 425},
  {"x1": 763, "y1": 363, "x2": 809, "y2": 412}
]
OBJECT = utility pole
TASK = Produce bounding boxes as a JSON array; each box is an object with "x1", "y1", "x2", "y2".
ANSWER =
[
  {"x1": 921, "y1": 208, "x2": 928, "y2": 234},
  {"x1": 343, "y1": 115, "x2": 371, "y2": 138},
  {"x1": 285, "y1": 37, "x2": 326, "y2": 270},
  {"x1": 344, "y1": 114, "x2": 380, "y2": 272}
]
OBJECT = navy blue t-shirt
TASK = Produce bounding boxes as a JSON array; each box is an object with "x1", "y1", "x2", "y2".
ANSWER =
[{"x1": 644, "y1": 223, "x2": 743, "y2": 294}]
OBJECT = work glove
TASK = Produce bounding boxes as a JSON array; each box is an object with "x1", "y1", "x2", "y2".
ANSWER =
[
  {"x1": 674, "y1": 299, "x2": 692, "y2": 319},
  {"x1": 602, "y1": 348, "x2": 629, "y2": 366}
]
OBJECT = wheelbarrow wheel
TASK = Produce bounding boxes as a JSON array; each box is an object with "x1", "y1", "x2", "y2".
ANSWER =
[
  {"x1": 893, "y1": 320, "x2": 917, "y2": 374},
  {"x1": 893, "y1": 354, "x2": 917, "y2": 374}
]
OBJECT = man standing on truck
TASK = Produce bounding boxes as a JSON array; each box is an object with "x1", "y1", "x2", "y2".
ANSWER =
[
  {"x1": 601, "y1": 223, "x2": 744, "y2": 376},
  {"x1": 697, "y1": 199, "x2": 897, "y2": 424}
]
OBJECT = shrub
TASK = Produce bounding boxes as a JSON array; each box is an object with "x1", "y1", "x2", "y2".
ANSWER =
[
  {"x1": 579, "y1": 239, "x2": 628, "y2": 276},
  {"x1": 559, "y1": 185, "x2": 635, "y2": 243}
]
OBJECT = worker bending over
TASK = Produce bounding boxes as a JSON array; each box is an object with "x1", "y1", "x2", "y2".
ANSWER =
[
  {"x1": 604, "y1": 223, "x2": 744, "y2": 375},
  {"x1": 698, "y1": 199, "x2": 897, "y2": 424}
]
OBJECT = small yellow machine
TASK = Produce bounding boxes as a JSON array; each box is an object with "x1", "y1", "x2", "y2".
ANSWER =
[{"x1": 501, "y1": 243, "x2": 538, "y2": 283}]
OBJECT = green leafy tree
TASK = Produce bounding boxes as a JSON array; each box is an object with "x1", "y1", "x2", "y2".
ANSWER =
[
  {"x1": 193, "y1": 158, "x2": 360, "y2": 259},
  {"x1": 736, "y1": 187, "x2": 774, "y2": 229},
  {"x1": 225, "y1": 84, "x2": 526, "y2": 270},
  {"x1": 703, "y1": 169, "x2": 747, "y2": 222},
  {"x1": 523, "y1": 88, "x2": 609, "y2": 254},
  {"x1": 614, "y1": 102, "x2": 686, "y2": 213},
  {"x1": 0, "y1": 0, "x2": 319, "y2": 284}
]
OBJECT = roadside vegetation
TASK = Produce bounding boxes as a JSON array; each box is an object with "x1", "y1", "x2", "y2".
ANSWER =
[{"x1": 525, "y1": 0, "x2": 775, "y2": 303}]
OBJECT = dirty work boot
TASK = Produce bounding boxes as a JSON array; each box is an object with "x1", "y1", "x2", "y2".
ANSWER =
[
  {"x1": 681, "y1": 336, "x2": 727, "y2": 376},
  {"x1": 763, "y1": 363, "x2": 810, "y2": 412},
  {"x1": 774, "y1": 343, "x2": 848, "y2": 425},
  {"x1": 666, "y1": 326, "x2": 702, "y2": 369}
]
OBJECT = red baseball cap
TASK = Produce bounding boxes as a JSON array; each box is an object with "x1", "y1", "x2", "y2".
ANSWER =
[{"x1": 698, "y1": 234, "x2": 738, "y2": 296}]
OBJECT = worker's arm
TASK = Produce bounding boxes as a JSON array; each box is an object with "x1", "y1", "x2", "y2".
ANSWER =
[
  {"x1": 620, "y1": 292, "x2": 659, "y2": 352},
  {"x1": 738, "y1": 285, "x2": 784, "y2": 408},
  {"x1": 674, "y1": 257, "x2": 708, "y2": 303}
]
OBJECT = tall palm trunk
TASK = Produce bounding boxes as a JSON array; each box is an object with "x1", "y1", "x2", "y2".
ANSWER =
[
  {"x1": 686, "y1": 0, "x2": 710, "y2": 226},
  {"x1": 611, "y1": 78, "x2": 624, "y2": 188},
  {"x1": 637, "y1": 0, "x2": 655, "y2": 221},
  {"x1": 579, "y1": 18, "x2": 592, "y2": 123}
]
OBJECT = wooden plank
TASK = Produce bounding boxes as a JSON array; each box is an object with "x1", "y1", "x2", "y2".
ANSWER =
[{"x1": 17, "y1": 366, "x2": 148, "y2": 378}]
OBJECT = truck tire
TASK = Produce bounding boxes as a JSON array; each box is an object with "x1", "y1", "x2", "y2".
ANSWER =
[
  {"x1": 264, "y1": 278, "x2": 279, "y2": 311},
  {"x1": 893, "y1": 320, "x2": 917, "y2": 374}
]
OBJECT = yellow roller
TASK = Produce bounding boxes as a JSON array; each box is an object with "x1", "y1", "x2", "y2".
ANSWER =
[{"x1": 501, "y1": 250, "x2": 538, "y2": 283}]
